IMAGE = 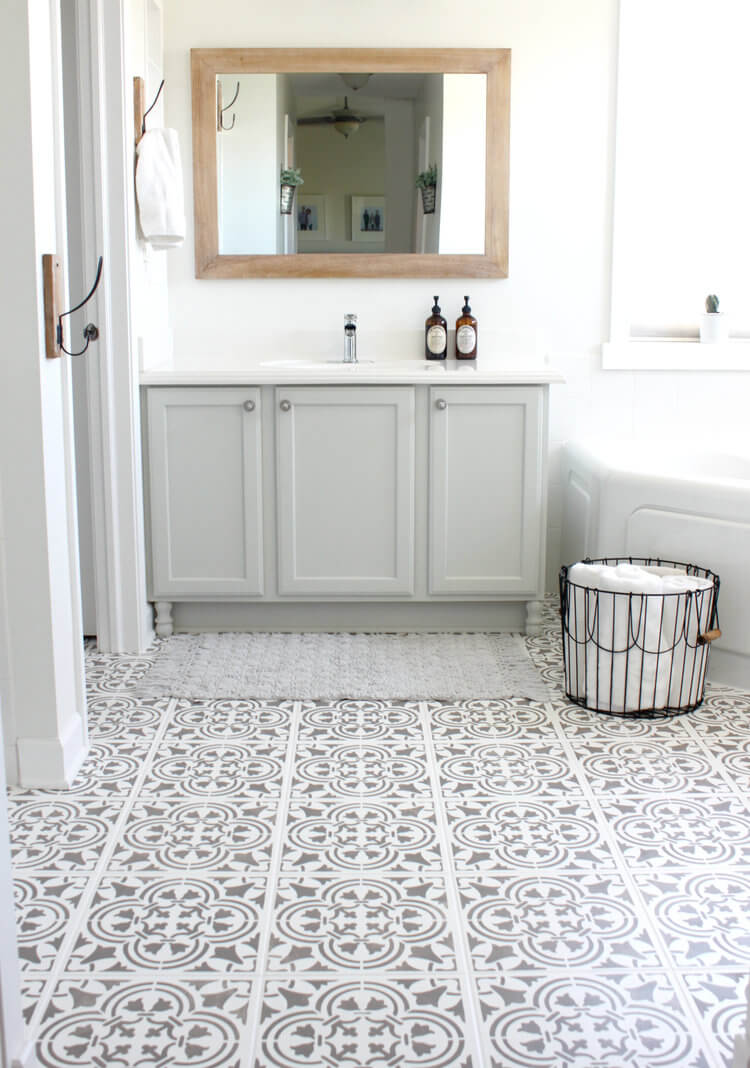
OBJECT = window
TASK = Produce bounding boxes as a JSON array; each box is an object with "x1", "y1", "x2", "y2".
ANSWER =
[{"x1": 606, "y1": 0, "x2": 750, "y2": 367}]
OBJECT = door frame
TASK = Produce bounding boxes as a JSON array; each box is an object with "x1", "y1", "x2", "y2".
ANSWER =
[{"x1": 70, "y1": 0, "x2": 153, "y2": 653}]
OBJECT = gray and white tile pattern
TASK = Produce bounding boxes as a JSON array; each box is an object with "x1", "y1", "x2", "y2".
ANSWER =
[{"x1": 8, "y1": 606, "x2": 750, "y2": 1066}]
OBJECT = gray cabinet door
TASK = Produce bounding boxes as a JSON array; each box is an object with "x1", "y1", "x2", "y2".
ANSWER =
[
  {"x1": 147, "y1": 387, "x2": 264, "y2": 598},
  {"x1": 429, "y1": 385, "x2": 545, "y2": 595},
  {"x1": 276, "y1": 386, "x2": 415, "y2": 596}
]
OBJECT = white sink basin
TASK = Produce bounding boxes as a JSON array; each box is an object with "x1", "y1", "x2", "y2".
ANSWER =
[
  {"x1": 260, "y1": 359, "x2": 374, "y2": 368},
  {"x1": 260, "y1": 358, "x2": 446, "y2": 370}
]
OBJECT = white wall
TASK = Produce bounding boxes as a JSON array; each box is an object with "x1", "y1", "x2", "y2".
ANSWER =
[
  {"x1": 129, "y1": 0, "x2": 172, "y2": 369},
  {"x1": 296, "y1": 119, "x2": 385, "y2": 251},
  {"x1": 383, "y1": 98, "x2": 415, "y2": 254},
  {"x1": 161, "y1": 0, "x2": 749, "y2": 592}
]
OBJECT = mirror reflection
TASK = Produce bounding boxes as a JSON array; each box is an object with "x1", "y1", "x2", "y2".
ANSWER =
[{"x1": 216, "y1": 72, "x2": 486, "y2": 256}]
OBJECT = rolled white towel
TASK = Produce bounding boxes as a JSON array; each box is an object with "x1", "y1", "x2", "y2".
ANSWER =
[{"x1": 136, "y1": 129, "x2": 186, "y2": 249}]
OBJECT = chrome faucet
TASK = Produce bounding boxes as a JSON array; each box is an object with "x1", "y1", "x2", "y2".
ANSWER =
[{"x1": 343, "y1": 314, "x2": 358, "y2": 363}]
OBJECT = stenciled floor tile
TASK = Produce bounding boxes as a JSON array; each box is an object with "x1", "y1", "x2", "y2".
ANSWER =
[
  {"x1": 298, "y1": 700, "x2": 423, "y2": 743},
  {"x1": 689, "y1": 690, "x2": 750, "y2": 739},
  {"x1": 14, "y1": 875, "x2": 89, "y2": 971},
  {"x1": 167, "y1": 699, "x2": 294, "y2": 743},
  {"x1": 681, "y1": 972, "x2": 749, "y2": 1066},
  {"x1": 36, "y1": 977, "x2": 252, "y2": 1068},
  {"x1": 434, "y1": 741, "x2": 578, "y2": 799},
  {"x1": 705, "y1": 738, "x2": 750, "y2": 793},
  {"x1": 143, "y1": 741, "x2": 288, "y2": 798},
  {"x1": 572, "y1": 737, "x2": 727, "y2": 796},
  {"x1": 291, "y1": 743, "x2": 432, "y2": 800},
  {"x1": 634, "y1": 869, "x2": 750, "y2": 968},
  {"x1": 83, "y1": 652, "x2": 158, "y2": 694},
  {"x1": 598, "y1": 794, "x2": 750, "y2": 868},
  {"x1": 267, "y1": 875, "x2": 456, "y2": 973},
  {"x1": 109, "y1": 797, "x2": 278, "y2": 871},
  {"x1": 24, "y1": 741, "x2": 152, "y2": 798},
  {"x1": 557, "y1": 703, "x2": 691, "y2": 740},
  {"x1": 21, "y1": 979, "x2": 47, "y2": 1026},
  {"x1": 445, "y1": 797, "x2": 617, "y2": 871},
  {"x1": 281, "y1": 799, "x2": 443, "y2": 872},
  {"x1": 476, "y1": 971, "x2": 713, "y2": 1067},
  {"x1": 87, "y1": 695, "x2": 167, "y2": 740},
  {"x1": 67, "y1": 874, "x2": 265, "y2": 973},
  {"x1": 427, "y1": 699, "x2": 556, "y2": 741},
  {"x1": 458, "y1": 873, "x2": 661, "y2": 972},
  {"x1": 12, "y1": 609, "x2": 750, "y2": 1068},
  {"x1": 8, "y1": 797, "x2": 125, "y2": 871},
  {"x1": 255, "y1": 977, "x2": 473, "y2": 1068}
]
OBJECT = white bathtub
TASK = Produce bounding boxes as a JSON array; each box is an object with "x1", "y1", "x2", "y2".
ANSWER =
[{"x1": 560, "y1": 439, "x2": 750, "y2": 689}]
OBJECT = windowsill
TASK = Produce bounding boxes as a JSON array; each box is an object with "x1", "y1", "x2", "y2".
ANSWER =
[{"x1": 602, "y1": 339, "x2": 750, "y2": 371}]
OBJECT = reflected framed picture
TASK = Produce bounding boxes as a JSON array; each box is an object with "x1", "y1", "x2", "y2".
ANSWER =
[
  {"x1": 296, "y1": 195, "x2": 328, "y2": 239},
  {"x1": 351, "y1": 196, "x2": 386, "y2": 243}
]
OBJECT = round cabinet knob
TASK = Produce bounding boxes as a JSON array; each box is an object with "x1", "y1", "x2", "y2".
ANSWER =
[
  {"x1": 435, "y1": 398, "x2": 447, "y2": 410},
  {"x1": 243, "y1": 399, "x2": 255, "y2": 412},
  {"x1": 280, "y1": 399, "x2": 291, "y2": 412}
]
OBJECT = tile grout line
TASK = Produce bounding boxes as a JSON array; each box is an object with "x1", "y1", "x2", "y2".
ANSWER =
[
  {"x1": 681, "y1": 710, "x2": 750, "y2": 801},
  {"x1": 420, "y1": 700, "x2": 488, "y2": 1068},
  {"x1": 21, "y1": 694, "x2": 179, "y2": 1045},
  {"x1": 241, "y1": 699, "x2": 301, "y2": 1068}
]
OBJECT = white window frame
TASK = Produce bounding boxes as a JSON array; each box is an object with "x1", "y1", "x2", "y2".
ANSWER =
[{"x1": 603, "y1": 0, "x2": 750, "y2": 371}]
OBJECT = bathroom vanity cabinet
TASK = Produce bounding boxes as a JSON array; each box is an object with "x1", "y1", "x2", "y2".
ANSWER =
[{"x1": 142, "y1": 377, "x2": 552, "y2": 636}]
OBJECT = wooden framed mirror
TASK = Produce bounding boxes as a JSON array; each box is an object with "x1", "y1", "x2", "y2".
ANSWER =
[{"x1": 191, "y1": 48, "x2": 510, "y2": 279}]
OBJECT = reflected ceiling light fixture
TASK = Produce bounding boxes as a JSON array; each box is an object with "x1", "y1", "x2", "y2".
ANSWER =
[
  {"x1": 332, "y1": 98, "x2": 363, "y2": 138},
  {"x1": 340, "y1": 73, "x2": 372, "y2": 91},
  {"x1": 297, "y1": 96, "x2": 384, "y2": 139}
]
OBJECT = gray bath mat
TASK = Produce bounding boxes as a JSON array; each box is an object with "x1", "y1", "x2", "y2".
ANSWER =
[{"x1": 135, "y1": 631, "x2": 550, "y2": 701}]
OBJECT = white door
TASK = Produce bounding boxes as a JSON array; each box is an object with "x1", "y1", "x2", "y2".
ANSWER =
[
  {"x1": 147, "y1": 388, "x2": 265, "y2": 598},
  {"x1": 276, "y1": 386, "x2": 415, "y2": 596},
  {"x1": 0, "y1": 0, "x2": 89, "y2": 1058},
  {"x1": 429, "y1": 385, "x2": 546, "y2": 596}
]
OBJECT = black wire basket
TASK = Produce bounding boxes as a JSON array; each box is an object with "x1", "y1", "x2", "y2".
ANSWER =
[{"x1": 559, "y1": 556, "x2": 721, "y2": 718}]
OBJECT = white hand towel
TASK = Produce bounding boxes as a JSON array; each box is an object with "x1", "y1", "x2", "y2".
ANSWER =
[{"x1": 135, "y1": 129, "x2": 186, "y2": 248}]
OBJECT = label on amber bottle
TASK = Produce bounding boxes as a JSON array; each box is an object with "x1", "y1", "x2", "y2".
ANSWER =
[
  {"x1": 456, "y1": 325, "x2": 476, "y2": 355},
  {"x1": 427, "y1": 325, "x2": 447, "y2": 354}
]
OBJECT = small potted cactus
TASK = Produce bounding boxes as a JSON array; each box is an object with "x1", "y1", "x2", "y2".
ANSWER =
[
  {"x1": 280, "y1": 167, "x2": 304, "y2": 215},
  {"x1": 416, "y1": 163, "x2": 438, "y2": 214},
  {"x1": 700, "y1": 293, "x2": 728, "y2": 344}
]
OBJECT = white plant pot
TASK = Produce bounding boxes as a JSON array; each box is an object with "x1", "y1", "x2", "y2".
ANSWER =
[{"x1": 700, "y1": 312, "x2": 728, "y2": 344}]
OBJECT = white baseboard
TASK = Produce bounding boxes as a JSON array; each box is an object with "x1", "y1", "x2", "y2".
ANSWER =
[
  {"x1": 15, "y1": 716, "x2": 88, "y2": 789},
  {"x1": 4, "y1": 744, "x2": 18, "y2": 788}
]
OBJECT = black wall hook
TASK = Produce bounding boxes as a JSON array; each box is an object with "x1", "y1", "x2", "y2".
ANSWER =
[
  {"x1": 219, "y1": 82, "x2": 240, "y2": 130},
  {"x1": 142, "y1": 79, "x2": 165, "y2": 136},
  {"x1": 58, "y1": 256, "x2": 103, "y2": 357}
]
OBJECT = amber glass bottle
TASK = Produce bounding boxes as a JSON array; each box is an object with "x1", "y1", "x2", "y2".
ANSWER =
[
  {"x1": 455, "y1": 296, "x2": 478, "y2": 360},
  {"x1": 425, "y1": 296, "x2": 448, "y2": 360}
]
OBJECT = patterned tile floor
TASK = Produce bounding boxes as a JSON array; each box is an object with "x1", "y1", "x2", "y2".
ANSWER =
[{"x1": 8, "y1": 603, "x2": 750, "y2": 1066}]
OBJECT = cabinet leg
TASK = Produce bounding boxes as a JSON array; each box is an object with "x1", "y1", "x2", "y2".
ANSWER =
[
  {"x1": 154, "y1": 601, "x2": 174, "y2": 637},
  {"x1": 525, "y1": 599, "x2": 543, "y2": 636}
]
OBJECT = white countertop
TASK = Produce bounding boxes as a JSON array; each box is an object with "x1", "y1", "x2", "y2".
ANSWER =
[{"x1": 140, "y1": 356, "x2": 564, "y2": 386}]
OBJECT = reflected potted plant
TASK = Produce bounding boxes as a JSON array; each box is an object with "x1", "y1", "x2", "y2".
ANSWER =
[
  {"x1": 700, "y1": 293, "x2": 728, "y2": 343},
  {"x1": 416, "y1": 163, "x2": 438, "y2": 214},
  {"x1": 280, "y1": 167, "x2": 304, "y2": 215}
]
